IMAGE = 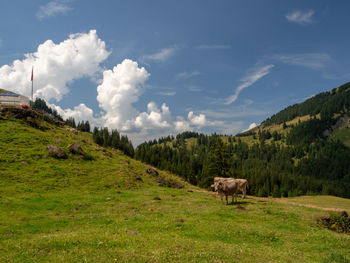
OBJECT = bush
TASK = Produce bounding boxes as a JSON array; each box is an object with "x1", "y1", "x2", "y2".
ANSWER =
[
  {"x1": 318, "y1": 211, "x2": 350, "y2": 233},
  {"x1": 83, "y1": 153, "x2": 94, "y2": 161}
]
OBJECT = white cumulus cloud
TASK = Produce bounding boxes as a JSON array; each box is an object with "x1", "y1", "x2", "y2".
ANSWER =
[
  {"x1": 242, "y1": 122, "x2": 258, "y2": 132},
  {"x1": 0, "y1": 30, "x2": 223, "y2": 144},
  {"x1": 50, "y1": 102, "x2": 103, "y2": 128},
  {"x1": 96, "y1": 59, "x2": 150, "y2": 131},
  {"x1": 0, "y1": 30, "x2": 110, "y2": 102},
  {"x1": 286, "y1": 10, "x2": 314, "y2": 24},
  {"x1": 188, "y1": 111, "x2": 208, "y2": 127}
]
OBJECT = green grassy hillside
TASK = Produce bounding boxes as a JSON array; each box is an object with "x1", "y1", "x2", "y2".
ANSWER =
[{"x1": 1, "y1": 116, "x2": 350, "y2": 262}]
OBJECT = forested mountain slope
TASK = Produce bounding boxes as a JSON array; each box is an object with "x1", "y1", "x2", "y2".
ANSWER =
[{"x1": 135, "y1": 83, "x2": 350, "y2": 198}]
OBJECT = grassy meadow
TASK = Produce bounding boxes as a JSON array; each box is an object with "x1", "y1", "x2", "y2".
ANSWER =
[{"x1": 0, "y1": 117, "x2": 350, "y2": 262}]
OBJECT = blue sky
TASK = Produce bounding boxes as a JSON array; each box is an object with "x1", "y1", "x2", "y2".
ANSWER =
[{"x1": 1, "y1": 0, "x2": 350, "y2": 144}]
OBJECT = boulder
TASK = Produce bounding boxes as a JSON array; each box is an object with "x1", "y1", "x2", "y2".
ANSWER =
[
  {"x1": 67, "y1": 142, "x2": 84, "y2": 155},
  {"x1": 46, "y1": 145, "x2": 67, "y2": 159},
  {"x1": 146, "y1": 168, "x2": 159, "y2": 176},
  {"x1": 66, "y1": 127, "x2": 78, "y2": 135},
  {"x1": 155, "y1": 177, "x2": 184, "y2": 189},
  {"x1": 134, "y1": 174, "x2": 143, "y2": 181}
]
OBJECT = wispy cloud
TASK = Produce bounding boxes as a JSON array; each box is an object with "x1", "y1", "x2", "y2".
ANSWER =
[
  {"x1": 156, "y1": 91, "x2": 176, "y2": 96},
  {"x1": 37, "y1": 0, "x2": 72, "y2": 20},
  {"x1": 177, "y1": 70, "x2": 201, "y2": 79},
  {"x1": 323, "y1": 71, "x2": 350, "y2": 80},
  {"x1": 270, "y1": 53, "x2": 330, "y2": 69},
  {"x1": 200, "y1": 107, "x2": 267, "y2": 119},
  {"x1": 196, "y1": 44, "x2": 231, "y2": 50},
  {"x1": 188, "y1": 85, "x2": 203, "y2": 92},
  {"x1": 141, "y1": 47, "x2": 177, "y2": 63},
  {"x1": 286, "y1": 10, "x2": 315, "y2": 24},
  {"x1": 225, "y1": 64, "x2": 274, "y2": 105}
]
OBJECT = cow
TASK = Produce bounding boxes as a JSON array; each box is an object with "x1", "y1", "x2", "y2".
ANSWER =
[
  {"x1": 213, "y1": 177, "x2": 248, "y2": 199},
  {"x1": 216, "y1": 180, "x2": 238, "y2": 205}
]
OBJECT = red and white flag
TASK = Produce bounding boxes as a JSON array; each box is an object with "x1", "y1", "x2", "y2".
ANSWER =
[{"x1": 31, "y1": 67, "x2": 33, "y2": 81}]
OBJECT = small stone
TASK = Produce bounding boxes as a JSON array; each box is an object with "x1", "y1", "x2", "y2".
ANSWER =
[
  {"x1": 134, "y1": 174, "x2": 143, "y2": 181},
  {"x1": 127, "y1": 230, "x2": 139, "y2": 235}
]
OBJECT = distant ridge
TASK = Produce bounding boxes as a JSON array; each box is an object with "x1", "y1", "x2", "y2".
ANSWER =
[{"x1": 263, "y1": 82, "x2": 350, "y2": 126}]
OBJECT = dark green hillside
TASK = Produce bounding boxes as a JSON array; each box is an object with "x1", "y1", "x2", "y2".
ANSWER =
[
  {"x1": 263, "y1": 82, "x2": 350, "y2": 126},
  {"x1": 136, "y1": 83, "x2": 350, "y2": 198}
]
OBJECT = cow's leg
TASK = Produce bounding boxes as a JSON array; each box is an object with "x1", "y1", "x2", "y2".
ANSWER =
[{"x1": 226, "y1": 195, "x2": 228, "y2": 205}]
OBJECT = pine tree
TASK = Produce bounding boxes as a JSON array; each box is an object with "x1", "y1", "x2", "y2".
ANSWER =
[{"x1": 200, "y1": 138, "x2": 230, "y2": 187}]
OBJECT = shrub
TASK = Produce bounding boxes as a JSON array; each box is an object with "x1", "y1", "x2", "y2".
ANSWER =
[
  {"x1": 83, "y1": 153, "x2": 94, "y2": 161},
  {"x1": 318, "y1": 211, "x2": 350, "y2": 233}
]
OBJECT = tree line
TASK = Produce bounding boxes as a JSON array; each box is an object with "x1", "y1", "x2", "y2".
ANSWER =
[
  {"x1": 135, "y1": 123, "x2": 350, "y2": 198},
  {"x1": 92, "y1": 127, "x2": 134, "y2": 157}
]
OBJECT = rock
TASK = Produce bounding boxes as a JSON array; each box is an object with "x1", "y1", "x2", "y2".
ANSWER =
[
  {"x1": 66, "y1": 127, "x2": 78, "y2": 135},
  {"x1": 99, "y1": 148, "x2": 112, "y2": 157},
  {"x1": 153, "y1": 197, "x2": 161, "y2": 200},
  {"x1": 146, "y1": 168, "x2": 159, "y2": 176},
  {"x1": 67, "y1": 142, "x2": 84, "y2": 155},
  {"x1": 127, "y1": 230, "x2": 139, "y2": 235},
  {"x1": 46, "y1": 145, "x2": 67, "y2": 159},
  {"x1": 155, "y1": 177, "x2": 184, "y2": 189},
  {"x1": 134, "y1": 174, "x2": 143, "y2": 181},
  {"x1": 155, "y1": 177, "x2": 167, "y2": 185}
]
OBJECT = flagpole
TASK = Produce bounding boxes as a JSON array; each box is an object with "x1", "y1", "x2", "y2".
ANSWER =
[{"x1": 31, "y1": 67, "x2": 34, "y2": 107}]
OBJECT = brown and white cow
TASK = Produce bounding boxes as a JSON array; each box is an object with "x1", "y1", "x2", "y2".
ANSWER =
[
  {"x1": 213, "y1": 177, "x2": 248, "y2": 199},
  {"x1": 216, "y1": 179, "x2": 238, "y2": 204}
]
